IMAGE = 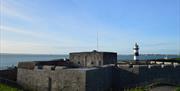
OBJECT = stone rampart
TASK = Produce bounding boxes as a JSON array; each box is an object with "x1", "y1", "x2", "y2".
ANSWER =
[
  {"x1": 17, "y1": 62, "x2": 180, "y2": 91},
  {"x1": 17, "y1": 65, "x2": 114, "y2": 91},
  {"x1": 86, "y1": 65, "x2": 113, "y2": 91},
  {"x1": 113, "y1": 64, "x2": 180, "y2": 90},
  {"x1": 17, "y1": 66, "x2": 86, "y2": 91}
]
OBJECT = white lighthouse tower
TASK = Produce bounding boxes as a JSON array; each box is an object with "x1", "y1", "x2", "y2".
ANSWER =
[{"x1": 133, "y1": 43, "x2": 139, "y2": 61}]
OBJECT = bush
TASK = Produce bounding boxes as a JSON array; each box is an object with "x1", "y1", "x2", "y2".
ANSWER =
[
  {"x1": 0, "y1": 83, "x2": 23, "y2": 91},
  {"x1": 176, "y1": 87, "x2": 180, "y2": 91},
  {"x1": 175, "y1": 58, "x2": 180, "y2": 61}
]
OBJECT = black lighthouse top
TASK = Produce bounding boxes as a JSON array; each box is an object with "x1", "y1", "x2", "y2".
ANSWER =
[{"x1": 133, "y1": 43, "x2": 139, "y2": 50}]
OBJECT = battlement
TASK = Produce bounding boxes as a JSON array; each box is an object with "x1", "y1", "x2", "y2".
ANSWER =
[
  {"x1": 21, "y1": 64, "x2": 115, "y2": 72},
  {"x1": 117, "y1": 64, "x2": 180, "y2": 69},
  {"x1": 17, "y1": 59, "x2": 77, "y2": 70}
]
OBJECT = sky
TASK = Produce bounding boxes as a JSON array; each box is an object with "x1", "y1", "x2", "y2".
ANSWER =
[{"x1": 0, "y1": 0, "x2": 180, "y2": 54}]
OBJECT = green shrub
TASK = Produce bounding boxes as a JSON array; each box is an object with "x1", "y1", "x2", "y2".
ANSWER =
[
  {"x1": 176, "y1": 87, "x2": 180, "y2": 91},
  {"x1": 0, "y1": 83, "x2": 22, "y2": 91},
  {"x1": 175, "y1": 58, "x2": 180, "y2": 61}
]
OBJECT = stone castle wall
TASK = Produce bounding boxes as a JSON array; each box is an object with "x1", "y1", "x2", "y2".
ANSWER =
[
  {"x1": 17, "y1": 62, "x2": 180, "y2": 91},
  {"x1": 16, "y1": 50, "x2": 180, "y2": 91},
  {"x1": 113, "y1": 64, "x2": 180, "y2": 90},
  {"x1": 70, "y1": 52, "x2": 103, "y2": 67},
  {"x1": 17, "y1": 66, "x2": 86, "y2": 91},
  {"x1": 69, "y1": 52, "x2": 117, "y2": 67},
  {"x1": 86, "y1": 65, "x2": 113, "y2": 91},
  {"x1": 17, "y1": 65, "x2": 114, "y2": 91}
]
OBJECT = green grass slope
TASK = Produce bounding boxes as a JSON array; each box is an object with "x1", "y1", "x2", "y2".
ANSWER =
[{"x1": 0, "y1": 83, "x2": 22, "y2": 91}]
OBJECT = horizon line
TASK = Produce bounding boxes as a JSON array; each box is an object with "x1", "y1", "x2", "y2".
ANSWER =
[{"x1": 0, "y1": 52, "x2": 179, "y2": 55}]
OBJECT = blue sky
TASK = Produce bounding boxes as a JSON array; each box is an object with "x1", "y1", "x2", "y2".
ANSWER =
[{"x1": 0, "y1": 0, "x2": 179, "y2": 54}]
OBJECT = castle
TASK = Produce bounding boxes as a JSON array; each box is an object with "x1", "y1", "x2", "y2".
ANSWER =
[{"x1": 17, "y1": 44, "x2": 180, "y2": 91}]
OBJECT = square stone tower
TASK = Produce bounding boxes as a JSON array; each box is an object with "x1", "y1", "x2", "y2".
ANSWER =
[{"x1": 69, "y1": 50, "x2": 117, "y2": 67}]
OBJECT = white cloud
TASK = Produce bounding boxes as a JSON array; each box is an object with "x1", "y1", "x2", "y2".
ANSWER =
[
  {"x1": 0, "y1": 39, "x2": 97, "y2": 54},
  {"x1": 0, "y1": 25, "x2": 83, "y2": 46},
  {"x1": 0, "y1": 0, "x2": 32, "y2": 22},
  {"x1": 0, "y1": 25, "x2": 94, "y2": 54},
  {"x1": 0, "y1": 25, "x2": 45, "y2": 38},
  {"x1": 0, "y1": 40, "x2": 56, "y2": 54}
]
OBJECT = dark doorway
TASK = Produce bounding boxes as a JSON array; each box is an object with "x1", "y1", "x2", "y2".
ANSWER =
[{"x1": 48, "y1": 77, "x2": 52, "y2": 91}]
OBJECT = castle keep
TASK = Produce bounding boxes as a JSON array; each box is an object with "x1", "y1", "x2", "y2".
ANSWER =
[
  {"x1": 17, "y1": 51, "x2": 180, "y2": 91},
  {"x1": 70, "y1": 50, "x2": 117, "y2": 67}
]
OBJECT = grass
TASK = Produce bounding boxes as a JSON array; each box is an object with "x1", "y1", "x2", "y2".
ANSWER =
[
  {"x1": 0, "y1": 83, "x2": 23, "y2": 91},
  {"x1": 176, "y1": 87, "x2": 180, "y2": 91},
  {"x1": 175, "y1": 58, "x2": 180, "y2": 61}
]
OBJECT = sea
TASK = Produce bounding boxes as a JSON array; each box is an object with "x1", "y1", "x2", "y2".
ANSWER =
[{"x1": 0, "y1": 53, "x2": 179, "y2": 70}]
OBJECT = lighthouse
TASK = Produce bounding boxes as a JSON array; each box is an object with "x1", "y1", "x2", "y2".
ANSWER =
[{"x1": 133, "y1": 43, "x2": 139, "y2": 61}]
